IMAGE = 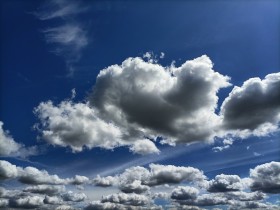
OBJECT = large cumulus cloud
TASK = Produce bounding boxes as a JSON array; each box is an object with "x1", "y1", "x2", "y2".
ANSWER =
[{"x1": 35, "y1": 55, "x2": 232, "y2": 154}]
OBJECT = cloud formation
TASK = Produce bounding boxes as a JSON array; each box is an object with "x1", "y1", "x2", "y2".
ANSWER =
[
  {"x1": 0, "y1": 121, "x2": 37, "y2": 158},
  {"x1": 34, "y1": 54, "x2": 280, "y2": 154},
  {"x1": 249, "y1": 161, "x2": 280, "y2": 193},
  {"x1": 221, "y1": 72, "x2": 280, "y2": 136}
]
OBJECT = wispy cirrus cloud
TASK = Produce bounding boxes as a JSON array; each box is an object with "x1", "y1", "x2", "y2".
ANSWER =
[{"x1": 34, "y1": 0, "x2": 89, "y2": 75}]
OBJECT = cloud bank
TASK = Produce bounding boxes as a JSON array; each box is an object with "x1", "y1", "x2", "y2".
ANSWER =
[{"x1": 1, "y1": 160, "x2": 279, "y2": 209}]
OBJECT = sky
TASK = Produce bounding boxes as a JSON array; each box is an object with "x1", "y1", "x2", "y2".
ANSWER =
[{"x1": 0, "y1": 0, "x2": 280, "y2": 209}]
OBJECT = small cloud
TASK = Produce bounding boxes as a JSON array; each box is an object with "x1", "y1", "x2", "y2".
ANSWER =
[
  {"x1": 0, "y1": 121, "x2": 38, "y2": 158},
  {"x1": 253, "y1": 152, "x2": 262, "y2": 157}
]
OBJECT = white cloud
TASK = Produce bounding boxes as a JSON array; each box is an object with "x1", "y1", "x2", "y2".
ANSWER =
[
  {"x1": 23, "y1": 185, "x2": 65, "y2": 195},
  {"x1": 9, "y1": 195, "x2": 44, "y2": 209},
  {"x1": 130, "y1": 139, "x2": 160, "y2": 155},
  {"x1": 43, "y1": 195, "x2": 63, "y2": 205},
  {"x1": 249, "y1": 161, "x2": 280, "y2": 193},
  {"x1": 19, "y1": 166, "x2": 66, "y2": 185},
  {"x1": 101, "y1": 193, "x2": 150, "y2": 206},
  {"x1": 93, "y1": 175, "x2": 118, "y2": 187},
  {"x1": 34, "y1": 101, "x2": 123, "y2": 152},
  {"x1": 220, "y1": 72, "x2": 280, "y2": 137},
  {"x1": 207, "y1": 174, "x2": 243, "y2": 192},
  {"x1": 147, "y1": 164, "x2": 206, "y2": 186},
  {"x1": 120, "y1": 180, "x2": 150, "y2": 194},
  {"x1": 170, "y1": 186, "x2": 199, "y2": 200},
  {"x1": 0, "y1": 121, "x2": 37, "y2": 158},
  {"x1": 0, "y1": 160, "x2": 20, "y2": 179},
  {"x1": 35, "y1": 55, "x2": 233, "y2": 154},
  {"x1": 62, "y1": 191, "x2": 87, "y2": 202}
]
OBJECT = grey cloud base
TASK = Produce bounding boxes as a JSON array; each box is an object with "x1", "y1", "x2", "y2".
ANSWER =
[{"x1": 34, "y1": 55, "x2": 280, "y2": 154}]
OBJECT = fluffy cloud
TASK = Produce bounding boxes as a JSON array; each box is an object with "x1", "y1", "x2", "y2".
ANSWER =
[
  {"x1": 170, "y1": 186, "x2": 199, "y2": 200},
  {"x1": 93, "y1": 175, "x2": 118, "y2": 187},
  {"x1": 129, "y1": 139, "x2": 160, "y2": 155},
  {"x1": 0, "y1": 160, "x2": 19, "y2": 179},
  {"x1": 101, "y1": 193, "x2": 150, "y2": 206},
  {"x1": 85, "y1": 201, "x2": 162, "y2": 210},
  {"x1": 120, "y1": 180, "x2": 150, "y2": 194},
  {"x1": 19, "y1": 166, "x2": 66, "y2": 185},
  {"x1": 43, "y1": 195, "x2": 63, "y2": 205},
  {"x1": 35, "y1": 55, "x2": 232, "y2": 154},
  {"x1": 221, "y1": 72, "x2": 280, "y2": 136},
  {"x1": 90, "y1": 55, "x2": 230, "y2": 144},
  {"x1": 207, "y1": 174, "x2": 243, "y2": 192},
  {"x1": 0, "y1": 121, "x2": 37, "y2": 158},
  {"x1": 70, "y1": 175, "x2": 90, "y2": 185},
  {"x1": 61, "y1": 191, "x2": 87, "y2": 202},
  {"x1": 34, "y1": 101, "x2": 123, "y2": 153},
  {"x1": 147, "y1": 164, "x2": 206, "y2": 186},
  {"x1": 23, "y1": 185, "x2": 65, "y2": 195},
  {"x1": 9, "y1": 195, "x2": 44, "y2": 209},
  {"x1": 94, "y1": 164, "x2": 206, "y2": 192},
  {"x1": 249, "y1": 161, "x2": 280, "y2": 193},
  {"x1": 0, "y1": 160, "x2": 90, "y2": 186}
]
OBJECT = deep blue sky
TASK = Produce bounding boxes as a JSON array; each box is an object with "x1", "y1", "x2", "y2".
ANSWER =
[{"x1": 0, "y1": 0, "x2": 279, "y2": 209}]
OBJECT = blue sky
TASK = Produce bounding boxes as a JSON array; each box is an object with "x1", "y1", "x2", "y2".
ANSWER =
[{"x1": 0, "y1": 0, "x2": 279, "y2": 209}]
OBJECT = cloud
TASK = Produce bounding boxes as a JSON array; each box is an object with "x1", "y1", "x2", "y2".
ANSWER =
[
  {"x1": 93, "y1": 175, "x2": 118, "y2": 187},
  {"x1": 85, "y1": 201, "x2": 162, "y2": 210},
  {"x1": 212, "y1": 138, "x2": 233, "y2": 152},
  {"x1": 90, "y1": 55, "x2": 230, "y2": 144},
  {"x1": 207, "y1": 174, "x2": 243, "y2": 192},
  {"x1": 18, "y1": 166, "x2": 67, "y2": 185},
  {"x1": 35, "y1": 55, "x2": 233, "y2": 153},
  {"x1": 249, "y1": 161, "x2": 280, "y2": 193},
  {"x1": 119, "y1": 180, "x2": 150, "y2": 194},
  {"x1": 70, "y1": 175, "x2": 90, "y2": 185},
  {"x1": 101, "y1": 193, "x2": 150, "y2": 206},
  {"x1": 34, "y1": 0, "x2": 87, "y2": 20},
  {"x1": 43, "y1": 195, "x2": 63, "y2": 205},
  {"x1": 147, "y1": 164, "x2": 206, "y2": 186},
  {"x1": 0, "y1": 199, "x2": 8, "y2": 208},
  {"x1": 0, "y1": 121, "x2": 37, "y2": 158},
  {"x1": 61, "y1": 191, "x2": 87, "y2": 202},
  {"x1": 35, "y1": 0, "x2": 89, "y2": 74},
  {"x1": 9, "y1": 195, "x2": 44, "y2": 209},
  {"x1": 34, "y1": 101, "x2": 123, "y2": 153},
  {"x1": 43, "y1": 24, "x2": 88, "y2": 62},
  {"x1": 0, "y1": 160, "x2": 20, "y2": 180},
  {"x1": 170, "y1": 186, "x2": 199, "y2": 200},
  {"x1": 23, "y1": 185, "x2": 65, "y2": 196},
  {"x1": 129, "y1": 139, "x2": 160, "y2": 155},
  {"x1": 0, "y1": 160, "x2": 91, "y2": 186},
  {"x1": 221, "y1": 72, "x2": 280, "y2": 137},
  {"x1": 225, "y1": 191, "x2": 266, "y2": 201}
]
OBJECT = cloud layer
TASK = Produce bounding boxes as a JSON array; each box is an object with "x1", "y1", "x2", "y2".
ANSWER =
[{"x1": 1, "y1": 160, "x2": 279, "y2": 209}]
